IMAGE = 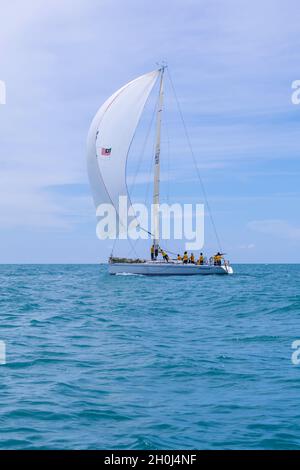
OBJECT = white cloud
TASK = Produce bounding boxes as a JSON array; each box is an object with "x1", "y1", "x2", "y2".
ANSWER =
[
  {"x1": 248, "y1": 219, "x2": 300, "y2": 240},
  {"x1": 238, "y1": 243, "x2": 255, "y2": 250}
]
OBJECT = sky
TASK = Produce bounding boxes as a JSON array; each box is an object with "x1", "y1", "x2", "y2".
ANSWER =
[{"x1": 0, "y1": 0, "x2": 300, "y2": 263}]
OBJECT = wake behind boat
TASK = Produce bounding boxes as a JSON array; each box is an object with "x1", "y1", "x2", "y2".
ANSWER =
[{"x1": 87, "y1": 65, "x2": 233, "y2": 276}]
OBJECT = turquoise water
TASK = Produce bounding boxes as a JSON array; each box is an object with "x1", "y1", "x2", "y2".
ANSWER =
[{"x1": 0, "y1": 264, "x2": 300, "y2": 449}]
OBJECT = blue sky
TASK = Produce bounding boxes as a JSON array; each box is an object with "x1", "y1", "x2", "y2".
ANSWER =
[{"x1": 0, "y1": 0, "x2": 300, "y2": 263}]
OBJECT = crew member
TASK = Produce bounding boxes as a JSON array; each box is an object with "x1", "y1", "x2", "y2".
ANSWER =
[
  {"x1": 183, "y1": 251, "x2": 188, "y2": 264},
  {"x1": 214, "y1": 252, "x2": 222, "y2": 266},
  {"x1": 177, "y1": 254, "x2": 182, "y2": 261},
  {"x1": 161, "y1": 249, "x2": 169, "y2": 262},
  {"x1": 190, "y1": 253, "x2": 195, "y2": 264},
  {"x1": 198, "y1": 253, "x2": 204, "y2": 265},
  {"x1": 151, "y1": 244, "x2": 155, "y2": 261}
]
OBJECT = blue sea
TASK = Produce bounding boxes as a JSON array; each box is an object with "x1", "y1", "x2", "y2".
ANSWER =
[{"x1": 0, "y1": 264, "x2": 300, "y2": 449}]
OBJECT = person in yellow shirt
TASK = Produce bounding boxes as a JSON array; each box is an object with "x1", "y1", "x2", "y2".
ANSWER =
[
  {"x1": 161, "y1": 249, "x2": 169, "y2": 262},
  {"x1": 177, "y1": 254, "x2": 182, "y2": 261},
  {"x1": 182, "y1": 251, "x2": 188, "y2": 264},
  {"x1": 213, "y1": 252, "x2": 222, "y2": 266},
  {"x1": 197, "y1": 253, "x2": 204, "y2": 265},
  {"x1": 151, "y1": 244, "x2": 155, "y2": 261},
  {"x1": 190, "y1": 253, "x2": 195, "y2": 264}
]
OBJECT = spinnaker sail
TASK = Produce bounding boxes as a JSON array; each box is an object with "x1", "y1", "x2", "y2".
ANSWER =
[{"x1": 87, "y1": 70, "x2": 159, "y2": 231}]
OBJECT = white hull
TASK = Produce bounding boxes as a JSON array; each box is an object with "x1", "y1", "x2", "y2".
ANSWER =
[{"x1": 108, "y1": 262, "x2": 233, "y2": 276}]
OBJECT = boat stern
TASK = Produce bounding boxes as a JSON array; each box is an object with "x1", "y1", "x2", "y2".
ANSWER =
[{"x1": 222, "y1": 265, "x2": 233, "y2": 274}]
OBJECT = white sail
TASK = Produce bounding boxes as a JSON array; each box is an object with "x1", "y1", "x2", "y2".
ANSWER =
[{"x1": 87, "y1": 70, "x2": 159, "y2": 231}]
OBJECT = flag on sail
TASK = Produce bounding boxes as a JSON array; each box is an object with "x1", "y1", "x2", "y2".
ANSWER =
[{"x1": 101, "y1": 147, "x2": 111, "y2": 156}]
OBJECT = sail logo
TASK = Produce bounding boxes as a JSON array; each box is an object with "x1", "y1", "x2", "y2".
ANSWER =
[
  {"x1": 0, "y1": 80, "x2": 6, "y2": 105},
  {"x1": 291, "y1": 80, "x2": 300, "y2": 105},
  {"x1": 96, "y1": 196, "x2": 204, "y2": 250}
]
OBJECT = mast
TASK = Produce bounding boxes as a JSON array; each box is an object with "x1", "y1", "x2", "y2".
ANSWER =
[{"x1": 153, "y1": 66, "x2": 165, "y2": 254}]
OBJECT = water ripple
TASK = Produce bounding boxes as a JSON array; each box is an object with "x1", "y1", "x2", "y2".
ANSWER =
[{"x1": 0, "y1": 264, "x2": 300, "y2": 449}]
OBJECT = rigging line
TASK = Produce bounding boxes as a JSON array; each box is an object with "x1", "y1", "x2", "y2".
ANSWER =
[
  {"x1": 162, "y1": 72, "x2": 171, "y2": 206},
  {"x1": 138, "y1": 226, "x2": 154, "y2": 237},
  {"x1": 161, "y1": 247, "x2": 178, "y2": 257},
  {"x1": 165, "y1": 120, "x2": 170, "y2": 205},
  {"x1": 161, "y1": 104, "x2": 171, "y2": 251},
  {"x1": 125, "y1": 213, "x2": 156, "y2": 258},
  {"x1": 126, "y1": 77, "x2": 161, "y2": 256},
  {"x1": 129, "y1": 91, "x2": 159, "y2": 196},
  {"x1": 110, "y1": 226, "x2": 138, "y2": 260},
  {"x1": 127, "y1": 126, "x2": 157, "y2": 259},
  {"x1": 166, "y1": 67, "x2": 223, "y2": 253},
  {"x1": 127, "y1": 236, "x2": 141, "y2": 258},
  {"x1": 143, "y1": 88, "x2": 159, "y2": 209},
  {"x1": 126, "y1": 166, "x2": 157, "y2": 257},
  {"x1": 124, "y1": 73, "x2": 161, "y2": 255},
  {"x1": 126, "y1": 92, "x2": 160, "y2": 258},
  {"x1": 130, "y1": 99, "x2": 158, "y2": 255},
  {"x1": 126, "y1": 224, "x2": 153, "y2": 258},
  {"x1": 110, "y1": 237, "x2": 118, "y2": 257},
  {"x1": 126, "y1": 233, "x2": 141, "y2": 259},
  {"x1": 140, "y1": 123, "x2": 157, "y2": 251},
  {"x1": 143, "y1": 130, "x2": 156, "y2": 208}
]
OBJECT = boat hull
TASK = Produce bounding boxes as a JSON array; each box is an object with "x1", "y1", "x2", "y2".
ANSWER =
[{"x1": 108, "y1": 262, "x2": 233, "y2": 276}]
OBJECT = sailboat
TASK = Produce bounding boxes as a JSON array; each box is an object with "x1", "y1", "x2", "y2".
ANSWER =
[{"x1": 87, "y1": 66, "x2": 233, "y2": 276}]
